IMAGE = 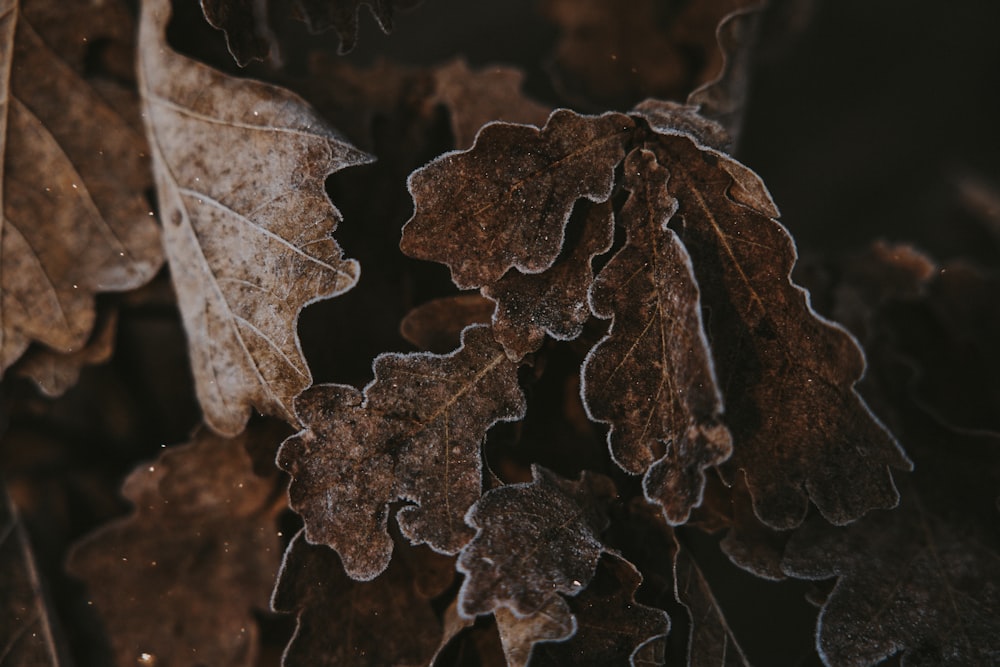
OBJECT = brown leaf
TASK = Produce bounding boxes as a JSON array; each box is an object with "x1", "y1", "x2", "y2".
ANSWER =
[
  {"x1": 400, "y1": 294, "x2": 494, "y2": 354},
  {"x1": 293, "y1": 0, "x2": 423, "y2": 53},
  {"x1": 139, "y1": 0, "x2": 370, "y2": 436},
  {"x1": 456, "y1": 465, "x2": 616, "y2": 617},
  {"x1": 643, "y1": 123, "x2": 911, "y2": 529},
  {"x1": 485, "y1": 199, "x2": 614, "y2": 360},
  {"x1": 401, "y1": 109, "x2": 635, "y2": 289},
  {"x1": 429, "y1": 59, "x2": 551, "y2": 149},
  {"x1": 278, "y1": 324, "x2": 526, "y2": 580},
  {"x1": 530, "y1": 555, "x2": 670, "y2": 667},
  {"x1": 272, "y1": 530, "x2": 454, "y2": 667},
  {"x1": 541, "y1": 0, "x2": 761, "y2": 110},
  {"x1": 13, "y1": 307, "x2": 118, "y2": 398},
  {"x1": 200, "y1": 0, "x2": 274, "y2": 66},
  {"x1": 494, "y1": 596, "x2": 575, "y2": 667},
  {"x1": 581, "y1": 147, "x2": 731, "y2": 525},
  {"x1": 0, "y1": 0, "x2": 162, "y2": 376},
  {"x1": 0, "y1": 485, "x2": 66, "y2": 666},
  {"x1": 66, "y1": 424, "x2": 287, "y2": 667}
]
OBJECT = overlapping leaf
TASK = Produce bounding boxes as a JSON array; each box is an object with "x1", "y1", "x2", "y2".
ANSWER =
[
  {"x1": 272, "y1": 530, "x2": 454, "y2": 667},
  {"x1": 66, "y1": 424, "x2": 287, "y2": 667},
  {"x1": 457, "y1": 465, "x2": 616, "y2": 617},
  {"x1": 278, "y1": 324, "x2": 525, "y2": 580},
  {"x1": 401, "y1": 109, "x2": 634, "y2": 288},
  {"x1": 139, "y1": 0, "x2": 369, "y2": 436},
  {"x1": 582, "y1": 147, "x2": 730, "y2": 525},
  {"x1": 494, "y1": 597, "x2": 575, "y2": 667},
  {"x1": 0, "y1": 0, "x2": 162, "y2": 377}
]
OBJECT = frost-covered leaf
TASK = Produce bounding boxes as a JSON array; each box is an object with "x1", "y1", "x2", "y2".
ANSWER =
[
  {"x1": 401, "y1": 109, "x2": 634, "y2": 288},
  {"x1": 495, "y1": 596, "x2": 575, "y2": 667},
  {"x1": 0, "y1": 0, "x2": 162, "y2": 377},
  {"x1": 400, "y1": 294, "x2": 494, "y2": 354},
  {"x1": 199, "y1": 0, "x2": 274, "y2": 66},
  {"x1": 642, "y1": 120, "x2": 910, "y2": 529},
  {"x1": 582, "y1": 147, "x2": 731, "y2": 525},
  {"x1": 485, "y1": 199, "x2": 614, "y2": 360},
  {"x1": 66, "y1": 424, "x2": 288, "y2": 667},
  {"x1": 530, "y1": 555, "x2": 670, "y2": 667},
  {"x1": 139, "y1": 0, "x2": 369, "y2": 436},
  {"x1": 0, "y1": 485, "x2": 66, "y2": 666},
  {"x1": 278, "y1": 324, "x2": 525, "y2": 580},
  {"x1": 457, "y1": 465, "x2": 616, "y2": 617},
  {"x1": 272, "y1": 530, "x2": 454, "y2": 667}
]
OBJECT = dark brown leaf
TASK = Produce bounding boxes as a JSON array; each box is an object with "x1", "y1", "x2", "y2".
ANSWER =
[
  {"x1": 293, "y1": 0, "x2": 423, "y2": 53},
  {"x1": 278, "y1": 324, "x2": 526, "y2": 580},
  {"x1": 66, "y1": 424, "x2": 287, "y2": 667},
  {"x1": 481, "y1": 199, "x2": 613, "y2": 360},
  {"x1": 199, "y1": 0, "x2": 273, "y2": 66},
  {"x1": 456, "y1": 465, "x2": 616, "y2": 617},
  {"x1": 272, "y1": 530, "x2": 454, "y2": 667},
  {"x1": 0, "y1": 0, "x2": 162, "y2": 377},
  {"x1": 494, "y1": 596, "x2": 575, "y2": 667},
  {"x1": 401, "y1": 109, "x2": 635, "y2": 289},
  {"x1": 429, "y1": 59, "x2": 551, "y2": 149},
  {"x1": 139, "y1": 0, "x2": 370, "y2": 436},
  {"x1": 643, "y1": 125, "x2": 911, "y2": 529},
  {"x1": 530, "y1": 555, "x2": 670, "y2": 667},
  {"x1": 0, "y1": 485, "x2": 66, "y2": 666},
  {"x1": 582, "y1": 147, "x2": 731, "y2": 525},
  {"x1": 400, "y1": 294, "x2": 494, "y2": 354}
]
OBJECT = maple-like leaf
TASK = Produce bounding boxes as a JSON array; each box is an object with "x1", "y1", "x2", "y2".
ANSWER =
[
  {"x1": 0, "y1": 0, "x2": 162, "y2": 377},
  {"x1": 66, "y1": 424, "x2": 288, "y2": 667},
  {"x1": 485, "y1": 199, "x2": 614, "y2": 360},
  {"x1": 0, "y1": 484, "x2": 65, "y2": 666},
  {"x1": 139, "y1": 0, "x2": 370, "y2": 436},
  {"x1": 272, "y1": 530, "x2": 454, "y2": 666},
  {"x1": 457, "y1": 465, "x2": 616, "y2": 618},
  {"x1": 401, "y1": 109, "x2": 634, "y2": 289},
  {"x1": 582, "y1": 147, "x2": 731, "y2": 525},
  {"x1": 278, "y1": 324, "x2": 525, "y2": 580},
  {"x1": 639, "y1": 115, "x2": 911, "y2": 529}
]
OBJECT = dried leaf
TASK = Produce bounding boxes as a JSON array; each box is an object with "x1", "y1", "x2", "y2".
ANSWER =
[
  {"x1": 643, "y1": 123, "x2": 911, "y2": 529},
  {"x1": 429, "y1": 59, "x2": 551, "y2": 149},
  {"x1": 456, "y1": 465, "x2": 616, "y2": 617},
  {"x1": 0, "y1": 0, "x2": 162, "y2": 376},
  {"x1": 530, "y1": 555, "x2": 670, "y2": 667},
  {"x1": 200, "y1": 0, "x2": 274, "y2": 66},
  {"x1": 278, "y1": 324, "x2": 526, "y2": 580},
  {"x1": 0, "y1": 485, "x2": 66, "y2": 666},
  {"x1": 485, "y1": 199, "x2": 614, "y2": 360},
  {"x1": 66, "y1": 425, "x2": 286, "y2": 667},
  {"x1": 139, "y1": 0, "x2": 369, "y2": 436},
  {"x1": 272, "y1": 530, "x2": 454, "y2": 667},
  {"x1": 495, "y1": 596, "x2": 575, "y2": 667},
  {"x1": 581, "y1": 147, "x2": 731, "y2": 525},
  {"x1": 293, "y1": 0, "x2": 423, "y2": 53},
  {"x1": 13, "y1": 307, "x2": 118, "y2": 398},
  {"x1": 401, "y1": 109, "x2": 635, "y2": 289},
  {"x1": 400, "y1": 294, "x2": 494, "y2": 354}
]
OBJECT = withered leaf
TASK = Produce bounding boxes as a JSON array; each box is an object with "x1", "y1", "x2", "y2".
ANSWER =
[
  {"x1": 401, "y1": 109, "x2": 635, "y2": 288},
  {"x1": 66, "y1": 424, "x2": 287, "y2": 667},
  {"x1": 278, "y1": 324, "x2": 525, "y2": 580},
  {"x1": 457, "y1": 465, "x2": 616, "y2": 618},
  {"x1": 400, "y1": 294, "x2": 494, "y2": 354},
  {"x1": 530, "y1": 555, "x2": 670, "y2": 667},
  {"x1": 582, "y1": 147, "x2": 731, "y2": 525},
  {"x1": 429, "y1": 59, "x2": 551, "y2": 149},
  {"x1": 293, "y1": 0, "x2": 422, "y2": 53},
  {"x1": 139, "y1": 0, "x2": 370, "y2": 436},
  {"x1": 0, "y1": 0, "x2": 162, "y2": 376},
  {"x1": 200, "y1": 0, "x2": 274, "y2": 66},
  {"x1": 494, "y1": 596, "x2": 575, "y2": 667},
  {"x1": 485, "y1": 199, "x2": 614, "y2": 360},
  {"x1": 643, "y1": 124, "x2": 911, "y2": 529},
  {"x1": 272, "y1": 530, "x2": 454, "y2": 667},
  {"x1": 0, "y1": 485, "x2": 65, "y2": 666}
]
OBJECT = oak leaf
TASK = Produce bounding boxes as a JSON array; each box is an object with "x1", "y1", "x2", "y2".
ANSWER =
[
  {"x1": 456, "y1": 465, "x2": 616, "y2": 618},
  {"x1": 494, "y1": 596, "x2": 575, "y2": 667},
  {"x1": 400, "y1": 293, "x2": 494, "y2": 354},
  {"x1": 66, "y1": 424, "x2": 287, "y2": 667},
  {"x1": 139, "y1": 0, "x2": 370, "y2": 436},
  {"x1": 401, "y1": 109, "x2": 634, "y2": 288},
  {"x1": 278, "y1": 324, "x2": 526, "y2": 580},
  {"x1": 0, "y1": 0, "x2": 162, "y2": 377},
  {"x1": 200, "y1": 0, "x2": 275, "y2": 66},
  {"x1": 581, "y1": 147, "x2": 731, "y2": 525},
  {"x1": 293, "y1": 0, "x2": 423, "y2": 53},
  {"x1": 272, "y1": 530, "x2": 454, "y2": 667}
]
